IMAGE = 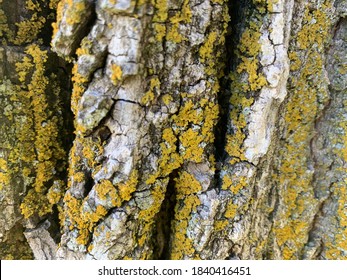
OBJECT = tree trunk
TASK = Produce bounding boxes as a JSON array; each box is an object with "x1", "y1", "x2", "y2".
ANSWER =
[{"x1": 1, "y1": 0, "x2": 347, "y2": 260}]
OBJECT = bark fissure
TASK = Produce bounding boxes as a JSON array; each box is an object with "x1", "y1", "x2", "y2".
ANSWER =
[{"x1": 2, "y1": 0, "x2": 347, "y2": 260}]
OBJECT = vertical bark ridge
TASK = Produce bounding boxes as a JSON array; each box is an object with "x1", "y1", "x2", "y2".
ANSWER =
[
  {"x1": 0, "y1": 0, "x2": 72, "y2": 259},
  {"x1": 1, "y1": 0, "x2": 347, "y2": 260}
]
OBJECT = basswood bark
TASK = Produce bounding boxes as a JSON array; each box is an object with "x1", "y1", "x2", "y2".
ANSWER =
[{"x1": 0, "y1": 0, "x2": 347, "y2": 260}]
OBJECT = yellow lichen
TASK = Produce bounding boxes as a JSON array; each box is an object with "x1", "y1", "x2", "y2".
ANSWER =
[
  {"x1": 162, "y1": 94, "x2": 173, "y2": 105},
  {"x1": 138, "y1": 183, "x2": 167, "y2": 247},
  {"x1": 224, "y1": 202, "x2": 238, "y2": 219},
  {"x1": 16, "y1": 44, "x2": 66, "y2": 219},
  {"x1": 71, "y1": 64, "x2": 88, "y2": 116},
  {"x1": 0, "y1": 158, "x2": 10, "y2": 190},
  {"x1": 179, "y1": 129, "x2": 204, "y2": 163},
  {"x1": 146, "y1": 127, "x2": 182, "y2": 184},
  {"x1": 154, "y1": 23, "x2": 166, "y2": 41},
  {"x1": 153, "y1": 0, "x2": 168, "y2": 23},
  {"x1": 65, "y1": 0, "x2": 86, "y2": 26},
  {"x1": 141, "y1": 77, "x2": 160, "y2": 105},
  {"x1": 170, "y1": 194, "x2": 200, "y2": 259},
  {"x1": 272, "y1": 2, "x2": 332, "y2": 259},
  {"x1": 66, "y1": 170, "x2": 138, "y2": 245},
  {"x1": 153, "y1": 0, "x2": 191, "y2": 43},
  {"x1": 225, "y1": 92, "x2": 254, "y2": 164},
  {"x1": 8, "y1": 0, "x2": 52, "y2": 45},
  {"x1": 110, "y1": 64, "x2": 123, "y2": 86},
  {"x1": 214, "y1": 220, "x2": 229, "y2": 231},
  {"x1": 175, "y1": 171, "x2": 202, "y2": 197}
]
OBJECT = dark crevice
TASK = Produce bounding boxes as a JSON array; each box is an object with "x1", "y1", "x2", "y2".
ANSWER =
[
  {"x1": 69, "y1": 2, "x2": 97, "y2": 60},
  {"x1": 213, "y1": 0, "x2": 247, "y2": 188},
  {"x1": 83, "y1": 173, "x2": 95, "y2": 197},
  {"x1": 154, "y1": 170, "x2": 178, "y2": 260},
  {"x1": 46, "y1": 205, "x2": 62, "y2": 244}
]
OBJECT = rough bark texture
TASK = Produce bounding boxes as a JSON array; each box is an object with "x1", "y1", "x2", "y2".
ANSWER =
[{"x1": 0, "y1": 0, "x2": 347, "y2": 260}]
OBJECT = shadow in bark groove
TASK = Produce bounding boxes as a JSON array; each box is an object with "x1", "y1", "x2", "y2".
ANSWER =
[
  {"x1": 213, "y1": 0, "x2": 249, "y2": 189},
  {"x1": 155, "y1": 169, "x2": 178, "y2": 259}
]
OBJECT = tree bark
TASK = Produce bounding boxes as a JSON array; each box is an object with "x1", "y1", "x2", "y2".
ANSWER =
[{"x1": 1, "y1": 0, "x2": 347, "y2": 260}]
